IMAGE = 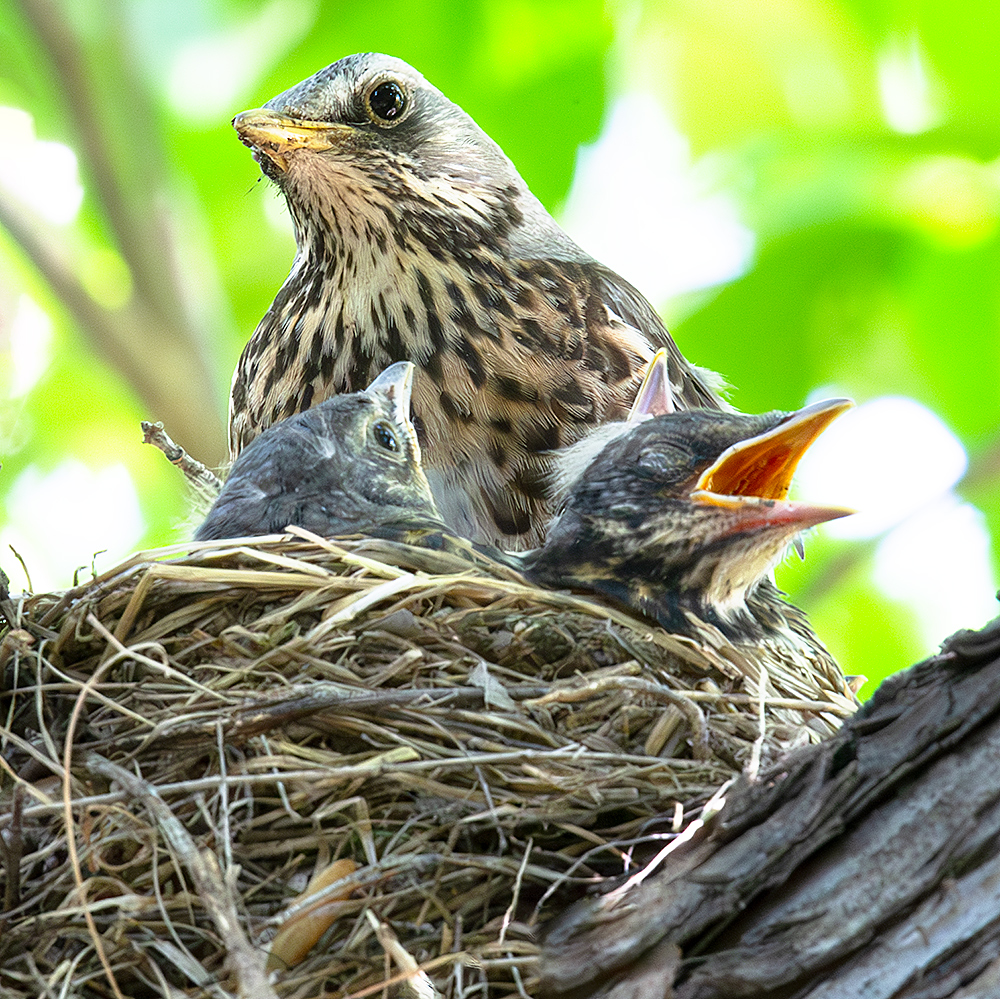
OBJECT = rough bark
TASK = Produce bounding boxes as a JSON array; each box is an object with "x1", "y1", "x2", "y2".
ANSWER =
[{"x1": 540, "y1": 618, "x2": 1000, "y2": 999}]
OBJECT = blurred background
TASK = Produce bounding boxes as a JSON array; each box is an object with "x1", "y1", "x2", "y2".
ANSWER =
[{"x1": 2, "y1": 0, "x2": 999, "y2": 693}]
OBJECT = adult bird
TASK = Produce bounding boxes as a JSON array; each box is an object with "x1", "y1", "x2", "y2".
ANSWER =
[
  {"x1": 196, "y1": 362, "x2": 445, "y2": 542},
  {"x1": 230, "y1": 53, "x2": 723, "y2": 549}
]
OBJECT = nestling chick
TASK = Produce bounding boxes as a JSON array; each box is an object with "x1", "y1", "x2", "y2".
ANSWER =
[
  {"x1": 196, "y1": 362, "x2": 443, "y2": 541},
  {"x1": 527, "y1": 396, "x2": 854, "y2": 653}
]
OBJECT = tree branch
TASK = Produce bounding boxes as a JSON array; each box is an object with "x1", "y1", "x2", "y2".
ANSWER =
[
  {"x1": 14, "y1": 0, "x2": 182, "y2": 326},
  {"x1": 0, "y1": 189, "x2": 227, "y2": 463}
]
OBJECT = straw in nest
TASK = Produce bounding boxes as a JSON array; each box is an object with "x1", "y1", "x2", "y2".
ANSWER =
[{"x1": 0, "y1": 529, "x2": 855, "y2": 997}]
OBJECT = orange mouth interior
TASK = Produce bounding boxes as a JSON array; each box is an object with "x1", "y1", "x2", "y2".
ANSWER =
[{"x1": 694, "y1": 398, "x2": 853, "y2": 504}]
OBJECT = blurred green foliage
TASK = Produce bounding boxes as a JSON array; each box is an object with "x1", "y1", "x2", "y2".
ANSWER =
[{"x1": 1, "y1": 0, "x2": 998, "y2": 692}]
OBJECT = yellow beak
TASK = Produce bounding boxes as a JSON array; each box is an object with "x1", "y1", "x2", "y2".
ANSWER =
[{"x1": 232, "y1": 108, "x2": 350, "y2": 170}]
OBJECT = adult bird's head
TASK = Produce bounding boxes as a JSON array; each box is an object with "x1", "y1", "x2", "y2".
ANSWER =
[
  {"x1": 197, "y1": 361, "x2": 442, "y2": 542},
  {"x1": 528, "y1": 397, "x2": 854, "y2": 638},
  {"x1": 232, "y1": 53, "x2": 577, "y2": 263}
]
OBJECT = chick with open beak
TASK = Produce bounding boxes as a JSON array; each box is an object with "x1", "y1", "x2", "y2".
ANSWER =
[{"x1": 528, "y1": 355, "x2": 853, "y2": 648}]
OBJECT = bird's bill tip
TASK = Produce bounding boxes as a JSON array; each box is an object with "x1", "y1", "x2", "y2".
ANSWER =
[
  {"x1": 794, "y1": 396, "x2": 855, "y2": 423},
  {"x1": 689, "y1": 490, "x2": 855, "y2": 530},
  {"x1": 844, "y1": 674, "x2": 868, "y2": 696},
  {"x1": 695, "y1": 396, "x2": 854, "y2": 502},
  {"x1": 366, "y1": 361, "x2": 415, "y2": 406},
  {"x1": 366, "y1": 362, "x2": 417, "y2": 442},
  {"x1": 628, "y1": 348, "x2": 674, "y2": 422},
  {"x1": 232, "y1": 108, "x2": 347, "y2": 167}
]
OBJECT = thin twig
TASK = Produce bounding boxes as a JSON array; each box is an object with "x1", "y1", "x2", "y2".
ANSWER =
[
  {"x1": 60, "y1": 650, "x2": 127, "y2": 999},
  {"x1": 499, "y1": 838, "x2": 532, "y2": 946},
  {"x1": 746, "y1": 664, "x2": 768, "y2": 782},
  {"x1": 141, "y1": 420, "x2": 223, "y2": 495}
]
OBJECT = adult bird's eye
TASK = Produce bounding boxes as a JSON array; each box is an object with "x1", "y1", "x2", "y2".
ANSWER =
[
  {"x1": 373, "y1": 420, "x2": 399, "y2": 452},
  {"x1": 367, "y1": 80, "x2": 407, "y2": 123}
]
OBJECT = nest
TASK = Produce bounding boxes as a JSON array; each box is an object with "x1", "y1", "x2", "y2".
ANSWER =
[{"x1": 0, "y1": 529, "x2": 855, "y2": 998}]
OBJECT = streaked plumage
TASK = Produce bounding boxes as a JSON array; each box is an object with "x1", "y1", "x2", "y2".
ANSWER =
[{"x1": 230, "y1": 53, "x2": 723, "y2": 549}]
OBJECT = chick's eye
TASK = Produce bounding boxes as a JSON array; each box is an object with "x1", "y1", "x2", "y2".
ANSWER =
[
  {"x1": 368, "y1": 80, "x2": 406, "y2": 122},
  {"x1": 373, "y1": 421, "x2": 399, "y2": 452},
  {"x1": 637, "y1": 444, "x2": 688, "y2": 478}
]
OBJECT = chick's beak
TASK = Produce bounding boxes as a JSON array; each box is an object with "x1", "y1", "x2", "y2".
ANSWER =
[
  {"x1": 367, "y1": 361, "x2": 415, "y2": 419},
  {"x1": 366, "y1": 362, "x2": 422, "y2": 460},
  {"x1": 628, "y1": 348, "x2": 675, "y2": 421},
  {"x1": 690, "y1": 397, "x2": 855, "y2": 532},
  {"x1": 232, "y1": 108, "x2": 350, "y2": 170}
]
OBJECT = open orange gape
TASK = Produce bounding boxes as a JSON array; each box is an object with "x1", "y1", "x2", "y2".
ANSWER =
[{"x1": 689, "y1": 397, "x2": 856, "y2": 533}]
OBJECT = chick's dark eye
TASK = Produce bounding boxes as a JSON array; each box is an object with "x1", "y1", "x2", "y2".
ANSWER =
[
  {"x1": 637, "y1": 444, "x2": 688, "y2": 478},
  {"x1": 368, "y1": 81, "x2": 406, "y2": 122},
  {"x1": 373, "y1": 421, "x2": 399, "y2": 452}
]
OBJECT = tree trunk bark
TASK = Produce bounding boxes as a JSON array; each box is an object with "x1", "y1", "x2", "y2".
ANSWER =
[{"x1": 540, "y1": 619, "x2": 1000, "y2": 999}]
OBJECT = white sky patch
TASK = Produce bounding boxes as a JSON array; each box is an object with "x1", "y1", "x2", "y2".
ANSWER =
[
  {"x1": 0, "y1": 107, "x2": 83, "y2": 224},
  {"x1": 793, "y1": 392, "x2": 996, "y2": 647},
  {"x1": 1, "y1": 461, "x2": 145, "y2": 594},
  {"x1": 8, "y1": 295, "x2": 53, "y2": 398},
  {"x1": 874, "y1": 495, "x2": 998, "y2": 647},
  {"x1": 167, "y1": 0, "x2": 318, "y2": 125},
  {"x1": 877, "y1": 32, "x2": 945, "y2": 135},
  {"x1": 793, "y1": 394, "x2": 967, "y2": 540},
  {"x1": 559, "y1": 93, "x2": 755, "y2": 305}
]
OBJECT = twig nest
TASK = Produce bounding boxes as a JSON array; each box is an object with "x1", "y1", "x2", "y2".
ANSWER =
[{"x1": 0, "y1": 534, "x2": 854, "y2": 997}]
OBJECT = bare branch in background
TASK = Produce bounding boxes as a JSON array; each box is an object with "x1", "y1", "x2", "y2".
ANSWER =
[
  {"x1": 0, "y1": 189, "x2": 228, "y2": 463},
  {"x1": 17, "y1": 0, "x2": 187, "y2": 326},
  {"x1": 6, "y1": 0, "x2": 233, "y2": 465}
]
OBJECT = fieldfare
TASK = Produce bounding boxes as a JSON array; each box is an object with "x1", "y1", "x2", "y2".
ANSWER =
[{"x1": 230, "y1": 53, "x2": 723, "y2": 548}]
